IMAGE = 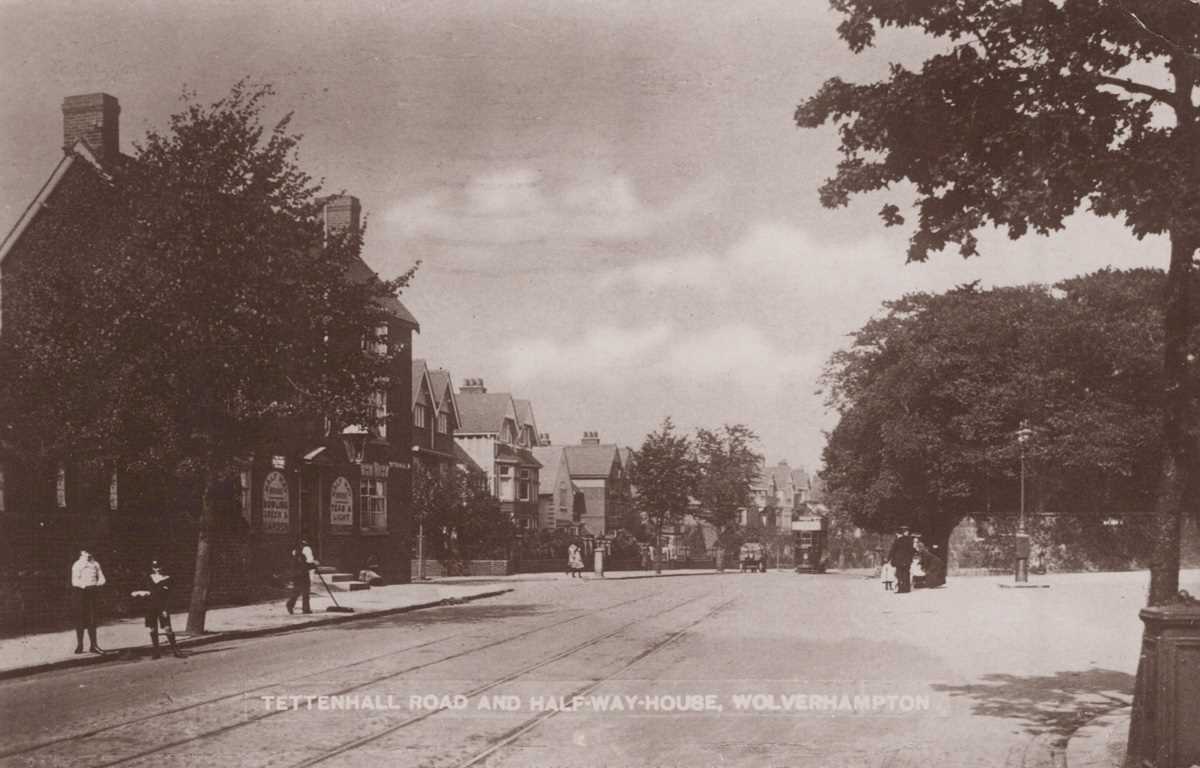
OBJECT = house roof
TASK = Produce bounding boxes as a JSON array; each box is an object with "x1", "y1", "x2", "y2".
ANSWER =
[
  {"x1": 513, "y1": 398, "x2": 536, "y2": 431},
  {"x1": 428, "y1": 367, "x2": 461, "y2": 427},
  {"x1": 0, "y1": 141, "x2": 109, "y2": 268},
  {"x1": 344, "y1": 256, "x2": 419, "y2": 329},
  {"x1": 455, "y1": 391, "x2": 516, "y2": 435},
  {"x1": 563, "y1": 444, "x2": 620, "y2": 477},
  {"x1": 453, "y1": 441, "x2": 485, "y2": 474},
  {"x1": 530, "y1": 446, "x2": 568, "y2": 492},
  {"x1": 496, "y1": 443, "x2": 542, "y2": 469},
  {"x1": 618, "y1": 447, "x2": 634, "y2": 471},
  {"x1": 411, "y1": 359, "x2": 434, "y2": 410}
]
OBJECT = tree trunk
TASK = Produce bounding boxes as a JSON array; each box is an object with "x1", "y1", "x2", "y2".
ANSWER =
[
  {"x1": 1146, "y1": 231, "x2": 1195, "y2": 606},
  {"x1": 1128, "y1": 228, "x2": 1197, "y2": 764},
  {"x1": 186, "y1": 464, "x2": 216, "y2": 634}
]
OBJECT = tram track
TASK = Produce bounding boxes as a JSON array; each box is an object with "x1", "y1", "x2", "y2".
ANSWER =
[
  {"x1": 285, "y1": 592, "x2": 735, "y2": 768},
  {"x1": 453, "y1": 594, "x2": 739, "y2": 768},
  {"x1": 0, "y1": 587, "x2": 655, "y2": 763},
  {"x1": 29, "y1": 587, "x2": 707, "y2": 768}
]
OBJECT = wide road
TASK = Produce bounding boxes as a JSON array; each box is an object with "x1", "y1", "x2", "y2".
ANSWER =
[{"x1": 0, "y1": 569, "x2": 1161, "y2": 768}]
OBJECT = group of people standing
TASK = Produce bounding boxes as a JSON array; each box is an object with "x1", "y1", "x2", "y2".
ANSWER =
[
  {"x1": 69, "y1": 549, "x2": 182, "y2": 659},
  {"x1": 882, "y1": 526, "x2": 946, "y2": 593}
]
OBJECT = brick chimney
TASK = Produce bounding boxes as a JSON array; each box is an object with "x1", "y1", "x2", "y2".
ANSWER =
[
  {"x1": 62, "y1": 93, "x2": 120, "y2": 163},
  {"x1": 323, "y1": 195, "x2": 361, "y2": 236},
  {"x1": 460, "y1": 378, "x2": 487, "y2": 394},
  {"x1": 581, "y1": 431, "x2": 600, "y2": 446}
]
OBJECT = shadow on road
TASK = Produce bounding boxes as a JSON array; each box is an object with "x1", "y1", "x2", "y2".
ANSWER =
[
  {"x1": 331, "y1": 602, "x2": 556, "y2": 630},
  {"x1": 931, "y1": 668, "x2": 1133, "y2": 737}
]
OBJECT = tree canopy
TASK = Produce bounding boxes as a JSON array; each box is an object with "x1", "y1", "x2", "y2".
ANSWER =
[
  {"x1": 798, "y1": 0, "x2": 1200, "y2": 605},
  {"x1": 822, "y1": 269, "x2": 1190, "y2": 558},
  {"x1": 631, "y1": 418, "x2": 700, "y2": 571},
  {"x1": 694, "y1": 424, "x2": 762, "y2": 530},
  {"x1": 0, "y1": 81, "x2": 416, "y2": 630}
]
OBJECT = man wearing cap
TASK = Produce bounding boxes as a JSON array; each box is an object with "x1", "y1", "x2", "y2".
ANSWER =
[
  {"x1": 285, "y1": 538, "x2": 318, "y2": 614},
  {"x1": 887, "y1": 526, "x2": 916, "y2": 594}
]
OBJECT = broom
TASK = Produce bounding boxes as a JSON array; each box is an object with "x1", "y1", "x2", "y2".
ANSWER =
[{"x1": 315, "y1": 570, "x2": 355, "y2": 613}]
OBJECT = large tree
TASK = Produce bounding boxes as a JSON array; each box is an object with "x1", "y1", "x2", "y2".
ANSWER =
[
  {"x1": 694, "y1": 424, "x2": 762, "y2": 530},
  {"x1": 0, "y1": 82, "x2": 414, "y2": 632},
  {"x1": 631, "y1": 418, "x2": 700, "y2": 573},
  {"x1": 797, "y1": 0, "x2": 1199, "y2": 607},
  {"x1": 822, "y1": 271, "x2": 1178, "y2": 564}
]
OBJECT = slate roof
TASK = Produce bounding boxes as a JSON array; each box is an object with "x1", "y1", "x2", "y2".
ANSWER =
[
  {"x1": 453, "y1": 442, "x2": 485, "y2": 475},
  {"x1": 531, "y1": 446, "x2": 567, "y2": 494},
  {"x1": 411, "y1": 359, "x2": 431, "y2": 410},
  {"x1": 563, "y1": 444, "x2": 620, "y2": 478},
  {"x1": 513, "y1": 399, "x2": 536, "y2": 430},
  {"x1": 428, "y1": 368, "x2": 460, "y2": 426},
  {"x1": 455, "y1": 392, "x2": 516, "y2": 435},
  {"x1": 496, "y1": 443, "x2": 542, "y2": 469},
  {"x1": 344, "y1": 256, "x2": 420, "y2": 329}
]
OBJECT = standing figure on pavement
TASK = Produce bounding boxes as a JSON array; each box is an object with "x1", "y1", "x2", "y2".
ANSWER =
[
  {"x1": 70, "y1": 549, "x2": 106, "y2": 654},
  {"x1": 567, "y1": 542, "x2": 584, "y2": 578},
  {"x1": 887, "y1": 526, "x2": 916, "y2": 594},
  {"x1": 131, "y1": 559, "x2": 183, "y2": 659},
  {"x1": 286, "y1": 538, "x2": 318, "y2": 614}
]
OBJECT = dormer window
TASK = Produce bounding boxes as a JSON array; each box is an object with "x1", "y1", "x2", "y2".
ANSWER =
[
  {"x1": 414, "y1": 404, "x2": 427, "y2": 429},
  {"x1": 437, "y1": 412, "x2": 448, "y2": 434}
]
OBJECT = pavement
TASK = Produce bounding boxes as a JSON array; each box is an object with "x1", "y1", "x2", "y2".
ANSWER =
[
  {"x1": 0, "y1": 567, "x2": 722, "y2": 681},
  {"x1": 1065, "y1": 708, "x2": 1130, "y2": 768}
]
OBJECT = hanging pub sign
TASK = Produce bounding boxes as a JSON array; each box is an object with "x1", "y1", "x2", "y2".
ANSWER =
[
  {"x1": 330, "y1": 476, "x2": 354, "y2": 532},
  {"x1": 261, "y1": 471, "x2": 290, "y2": 533}
]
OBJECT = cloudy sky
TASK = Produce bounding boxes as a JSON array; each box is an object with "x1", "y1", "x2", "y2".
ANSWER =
[{"x1": 0, "y1": 0, "x2": 1166, "y2": 471}]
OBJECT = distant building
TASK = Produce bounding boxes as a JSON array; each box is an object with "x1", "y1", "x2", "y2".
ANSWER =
[
  {"x1": 453, "y1": 379, "x2": 542, "y2": 530},
  {"x1": 562, "y1": 432, "x2": 632, "y2": 536}
]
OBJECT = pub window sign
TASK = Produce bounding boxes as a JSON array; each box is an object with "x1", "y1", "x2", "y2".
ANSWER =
[
  {"x1": 330, "y1": 476, "x2": 354, "y2": 532},
  {"x1": 261, "y1": 471, "x2": 290, "y2": 533}
]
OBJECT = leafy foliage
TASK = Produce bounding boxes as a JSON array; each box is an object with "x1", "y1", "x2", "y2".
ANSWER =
[
  {"x1": 694, "y1": 424, "x2": 763, "y2": 529},
  {"x1": 798, "y1": 0, "x2": 1200, "y2": 604},
  {"x1": 0, "y1": 81, "x2": 416, "y2": 629},
  {"x1": 630, "y1": 419, "x2": 700, "y2": 559},
  {"x1": 822, "y1": 270, "x2": 1194, "y2": 558}
]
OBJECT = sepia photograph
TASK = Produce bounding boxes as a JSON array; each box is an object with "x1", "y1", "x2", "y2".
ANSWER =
[{"x1": 1, "y1": 1, "x2": 1198, "y2": 766}]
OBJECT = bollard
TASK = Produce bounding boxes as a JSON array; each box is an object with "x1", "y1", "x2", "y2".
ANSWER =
[{"x1": 1127, "y1": 599, "x2": 1200, "y2": 768}]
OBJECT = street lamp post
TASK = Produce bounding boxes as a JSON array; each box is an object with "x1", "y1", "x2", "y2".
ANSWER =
[{"x1": 1015, "y1": 421, "x2": 1033, "y2": 584}]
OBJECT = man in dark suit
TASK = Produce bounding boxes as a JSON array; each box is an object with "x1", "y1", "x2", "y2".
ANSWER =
[{"x1": 888, "y1": 526, "x2": 916, "y2": 594}]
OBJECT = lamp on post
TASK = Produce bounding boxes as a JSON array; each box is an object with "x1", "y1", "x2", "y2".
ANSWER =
[
  {"x1": 341, "y1": 425, "x2": 369, "y2": 465},
  {"x1": 1015, "y1": 421, "x2": 1033, "y2": 584}
]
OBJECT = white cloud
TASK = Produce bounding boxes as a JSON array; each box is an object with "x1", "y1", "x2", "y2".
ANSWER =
[
  {"x1": 505, "y1": 320, "x2": 821, "y2": 396},
  {"x1": 506, "y1": 322, "x2": 674, "y2": 384},
  {"x1": 381, "y1": 167, "x2": 702, "y2": 246}
]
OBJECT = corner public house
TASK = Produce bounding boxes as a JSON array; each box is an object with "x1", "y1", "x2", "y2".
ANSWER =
[{"x1": 0, "y1": 94, "x2": 419, "y2": 631}]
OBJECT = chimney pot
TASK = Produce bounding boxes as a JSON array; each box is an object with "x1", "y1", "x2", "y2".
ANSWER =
[{"x1": 62, "y1": 93, "x2": 120, "y2": 162}]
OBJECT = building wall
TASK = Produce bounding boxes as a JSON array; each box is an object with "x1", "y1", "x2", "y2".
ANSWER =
[{"x1": 575, "y1": 479, "x2": 608, "y2": 535}]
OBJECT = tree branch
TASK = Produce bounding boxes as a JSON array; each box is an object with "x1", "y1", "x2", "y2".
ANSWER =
[
  {"x1": 1095, "y1": 75, "x2": 1179, "y2": 105},
  {"x1": 1118, "y1": 2, "x2": 1200, "y2": 62}
]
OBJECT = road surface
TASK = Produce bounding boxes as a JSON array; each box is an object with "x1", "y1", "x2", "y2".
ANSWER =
[{"x1": 0, "y1": 569, "x2": 1160, "y2": 767}]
